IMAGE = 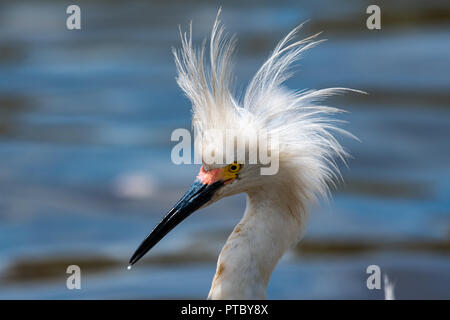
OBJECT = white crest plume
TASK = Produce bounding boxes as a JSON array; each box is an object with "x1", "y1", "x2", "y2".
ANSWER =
[{"x1": 173, "y1": 9, "x2": 361, "y2": 203}]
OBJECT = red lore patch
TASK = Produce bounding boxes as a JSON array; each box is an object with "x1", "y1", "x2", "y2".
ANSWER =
[{"x1": 197, "y1": 166, "x2": 223, "y2": 185}]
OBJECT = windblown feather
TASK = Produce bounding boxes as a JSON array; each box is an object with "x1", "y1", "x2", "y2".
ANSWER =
[{"x1": 173, "y1": 9, "x2": 361, "y2": 204}]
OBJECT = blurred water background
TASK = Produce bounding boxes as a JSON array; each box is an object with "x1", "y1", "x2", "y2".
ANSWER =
[{"x1": 0, "y1": 0, "x2": 449, "y2": 299}]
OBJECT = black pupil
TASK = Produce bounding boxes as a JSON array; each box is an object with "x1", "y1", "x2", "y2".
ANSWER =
[{"x1": 230, "y1": 165, "x2": 237, "y2": 171}]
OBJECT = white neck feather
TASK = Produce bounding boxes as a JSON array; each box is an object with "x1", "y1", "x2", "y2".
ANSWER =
[{"x1": 208, "y1": 188, "x2": 304, "y2": 299}]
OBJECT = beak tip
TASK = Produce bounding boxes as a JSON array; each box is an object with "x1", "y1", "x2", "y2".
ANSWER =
[
  {"x1": 128, "y1": 254, "x2": 140, "y2": 267},
  {"x1": 128, "y1": 179, "x2": 224, "y2": 266}
]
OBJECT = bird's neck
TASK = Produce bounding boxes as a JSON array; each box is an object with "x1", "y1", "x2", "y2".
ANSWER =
[{"x1": 208, "y1": 187, "x2": 304, "y2": 299}]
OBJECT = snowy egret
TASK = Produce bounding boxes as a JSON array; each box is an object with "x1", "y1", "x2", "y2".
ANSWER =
[{"x1": 129, "y1": 9, "x2": 359, "y2": 299}]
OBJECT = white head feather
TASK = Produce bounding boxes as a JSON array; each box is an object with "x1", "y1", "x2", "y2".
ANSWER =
[{"x1": 172, "y1": 9, "x2": 360, "y2": 215}]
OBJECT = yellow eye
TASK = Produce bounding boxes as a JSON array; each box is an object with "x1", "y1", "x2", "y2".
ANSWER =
[{"x1": 227, "y1": 162, "x2": 242, "y2": 173}]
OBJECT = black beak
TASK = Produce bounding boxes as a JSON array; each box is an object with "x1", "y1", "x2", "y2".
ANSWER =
[{"x1": 128, "y1": 179, "x2": 224, "y2": 267}]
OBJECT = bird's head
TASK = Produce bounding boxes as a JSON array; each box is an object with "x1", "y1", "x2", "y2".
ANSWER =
[
  {"x1": 128, "y1": 156, "x2": 278, "y2": 266},
  {"x1": 128, "y1": 10, "x2": 358, "y2": 267}
]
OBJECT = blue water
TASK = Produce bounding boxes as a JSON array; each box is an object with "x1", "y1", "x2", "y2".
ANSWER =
[{"x1": 0, "y1": 0, "x2": 449, "y2": 299}]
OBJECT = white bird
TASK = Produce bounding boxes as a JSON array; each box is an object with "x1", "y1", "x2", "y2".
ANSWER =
[{"x1": 129, "y1": 9, "x2": 360, "y2": 299}]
